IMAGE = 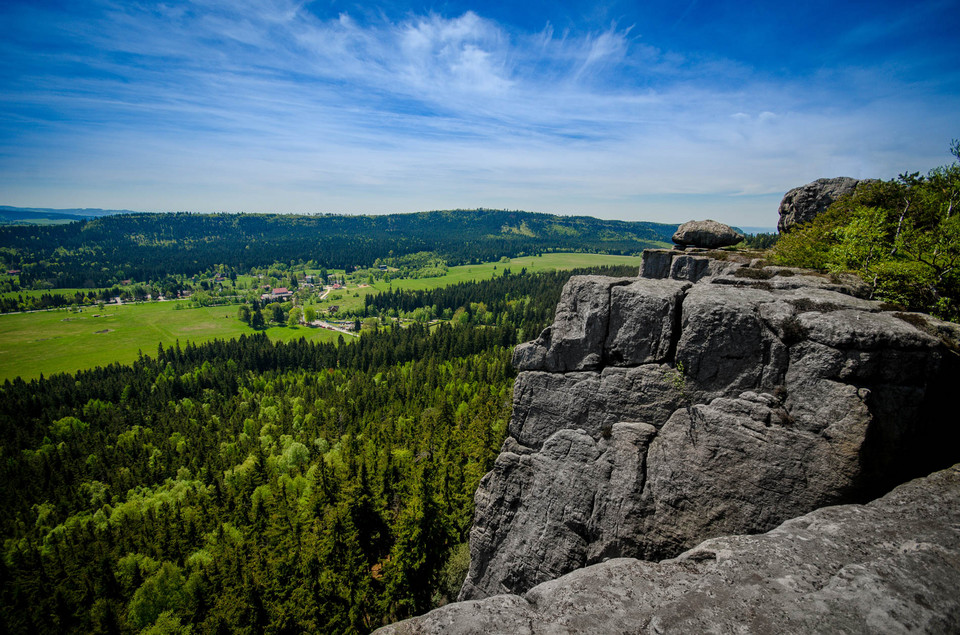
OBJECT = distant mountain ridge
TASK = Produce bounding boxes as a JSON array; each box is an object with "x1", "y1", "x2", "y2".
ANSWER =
[
  {"x1": 0, "y1": 205, "x2": 133, "y2": 225},
  {"x1": 0, "y1": 209, "x2": 678, "y2": 288}
]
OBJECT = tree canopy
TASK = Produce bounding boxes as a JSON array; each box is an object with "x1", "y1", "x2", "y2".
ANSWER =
[
  {"x1": 0, "y1": 265, "x2": 636, "y2": 633},
  {"x1": 0, "y1": 209, "x2": 674, "y2": 289},
  {"x1": 774, "y1": 142, "x2": 960, "y2": 322}
]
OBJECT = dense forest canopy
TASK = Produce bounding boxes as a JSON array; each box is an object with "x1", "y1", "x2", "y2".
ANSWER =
[
  {"x1": 0, "y1": 265, "x2": 637, "y2": 634},
  {"x1": 0, "y1": 209, "x2": 675, "y2": 288}
]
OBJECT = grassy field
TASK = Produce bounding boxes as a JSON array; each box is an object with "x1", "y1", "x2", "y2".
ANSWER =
[
  {"x1": 0, "y1": 253, "x2": 643, "y2": 381},
  {"x1": 0, "y1": 303, "x2": 345, "y2": 382},
  {"x1": 392, "y1": 252, "x2": 642, "y2": 290},
  {"x1": 311, "y1": 252, "x2": 643, "y2": 313}
]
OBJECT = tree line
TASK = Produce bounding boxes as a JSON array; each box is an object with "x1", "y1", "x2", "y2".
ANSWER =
[{"x1": 0, "y1": 210, "x2": 674, "y2": 289}]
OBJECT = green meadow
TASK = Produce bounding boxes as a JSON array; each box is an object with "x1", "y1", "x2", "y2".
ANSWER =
[
  {"x1": 301, "y1": 252, "x2": 642, "y2": 315},
  {"x1": 0, "y1": 303, "x2": 345, "y2": 382},
  {"x1": 0, "y1": 253, "x2": 642, "y2": 381},
  {"x1": 392, "y1": 252, "x2": 642, "y2": 290}
]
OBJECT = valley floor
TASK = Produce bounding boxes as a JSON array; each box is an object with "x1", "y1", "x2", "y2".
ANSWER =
[{"x1": 0, "y1": 253, "x2": 642, "y2": 381}]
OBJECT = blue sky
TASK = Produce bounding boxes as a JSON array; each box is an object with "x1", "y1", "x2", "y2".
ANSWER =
[{"x1": 2, "y1": 0, "x2": 958, "y2": 227}]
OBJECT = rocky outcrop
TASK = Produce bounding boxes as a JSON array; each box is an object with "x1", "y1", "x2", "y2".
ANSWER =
[
  {"x1": 639, "y1": 249, "x2": 773, "y2": 284},
  {"x1": 777, "y1": 176, "x2": 866, "y2": 232},
  {"x1": 377, "y1": 464, "x2": 960, "y2": 634},
  {"x1": 672, "y1": 219, "x2": 743, "y2": 248},
  {"x1": 458, "y1": 257, "x2": 960, "y2": 601}
]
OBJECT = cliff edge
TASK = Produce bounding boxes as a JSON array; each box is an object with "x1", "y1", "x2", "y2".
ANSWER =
[
  {"x1": 379, "y1": 463, "x2": 960, "y2": 633},
  {"x1": 458, "y1": 249, "x2": 960, "y2": 601}
]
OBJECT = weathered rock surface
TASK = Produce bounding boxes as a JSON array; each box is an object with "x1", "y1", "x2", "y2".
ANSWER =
[
  {"x1": 512, "y1": 275, "x2": 637, "y2": 373},
  {"x1": 378, "y1": 464, "x2": 960, "y2": 634},
  {"x1": 777, "y1": 176, "x2": 867, "y2": 232},
  {"x1": 672, "y1": 219, "x2": 744, "y2": 248},
  {"x1": 639, "y1": 249, "x2": 750, "y2": 282},
  {"x1": 460, "y1": 259, "x2": 960, "y2": 601},
  {"x1": 514, "y1": 278, "x2": 690, "y2": 375},
  {"x1": 508, "y1": 367, "x2": 685, "y2": 449}
]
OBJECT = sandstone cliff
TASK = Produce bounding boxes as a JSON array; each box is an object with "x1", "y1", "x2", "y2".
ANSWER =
[
  {"x1": 458, "y1": 250, "x2": 960, "y2": 601},
  {"x1": 379, "y1": 463, "x2": 960, "y2": 634}
]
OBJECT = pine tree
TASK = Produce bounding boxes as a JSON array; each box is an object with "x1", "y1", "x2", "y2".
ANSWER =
[{"x1": 382, "y1": 463, "x2": 454, "y2": 618}]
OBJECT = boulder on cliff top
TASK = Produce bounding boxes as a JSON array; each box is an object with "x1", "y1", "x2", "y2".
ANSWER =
[
  {"x1": 671, "y1": 219, "x2": 743, "y2": 248},
  {"x1": 777, "y1": 176, "x2": 868, "y2": 233},
  {"x1": 377, "y1": 464, "x2": 960, "y2": 635}
]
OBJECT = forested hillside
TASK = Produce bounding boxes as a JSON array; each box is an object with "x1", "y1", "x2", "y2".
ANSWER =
[
  {"x1": 0, "y1": 265, "x2": 636, "y2": 633},
  {"x1": 0, "y1": 210, "x2": 674, "y2": 288}
]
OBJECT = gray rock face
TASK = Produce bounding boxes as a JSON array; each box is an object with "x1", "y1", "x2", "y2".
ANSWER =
[
  {"x1": 672, "y1": 219, "x2": 744, "y2": 248},
  {"x1": 378, "y1": 464, "x2": 960, "y2": 634},
  {"x1": 511, "y1": 276, "x2": 637, "y2": 372},
  {"x1": 460, "y1": 262, "x2": 960, "y2": 600},
  {"x1": 777, "y1": 176, "x2": 864, "y2": 232},
  {"x1": 640, "y1": 249, "x2": 748, "y2": 282},
  {"x1": 461, "y1": 424, "x2": 660, "y2": 601},
  {"x1": 508, "y1": 367, "x2": 684, "y2": 449},
  {"x1": 512, "y1": 277, "x2": 687, "y2": 373}
]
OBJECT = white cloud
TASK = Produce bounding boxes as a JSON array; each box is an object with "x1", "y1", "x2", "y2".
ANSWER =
[{"x1": 573, "y1": 25, "x2": 631, "y2": 80}]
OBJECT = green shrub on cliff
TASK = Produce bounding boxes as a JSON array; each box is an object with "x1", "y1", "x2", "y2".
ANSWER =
[{"x1": 774, "y1": 142, "x2": 960, "y2": 322}]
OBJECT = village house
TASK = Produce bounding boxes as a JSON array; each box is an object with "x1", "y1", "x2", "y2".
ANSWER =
[{"x1": 261, "y1": 287, "x2": 293, "y2": 301}]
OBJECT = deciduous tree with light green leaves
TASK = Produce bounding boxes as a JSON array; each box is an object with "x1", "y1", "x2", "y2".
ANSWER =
[{"x1": 775, "y1": 141, "x2": 960, "y2": 322}]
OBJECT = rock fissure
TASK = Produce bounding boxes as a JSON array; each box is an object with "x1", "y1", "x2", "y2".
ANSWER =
[{"x1": 665, "y1": 286, "x2": 688, "y2": 366}]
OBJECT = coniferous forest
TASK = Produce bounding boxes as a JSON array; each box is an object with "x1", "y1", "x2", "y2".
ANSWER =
[
  {"x1": 0, "y1": 209, "x2": 673, "y2": 289},
  {"x1": 0, "y1": 265, "x2": 637, "y2": 634}
]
